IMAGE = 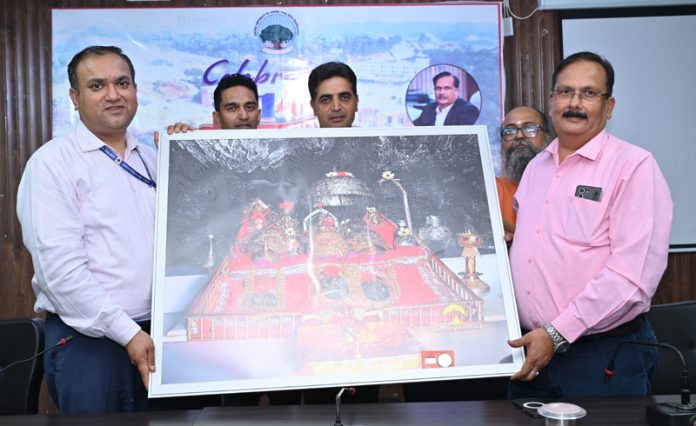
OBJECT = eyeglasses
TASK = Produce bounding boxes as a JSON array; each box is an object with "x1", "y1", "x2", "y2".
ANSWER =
[
  {"x1": 552, "y1": 88, "x2": 610, "y2": 103},
  {"x1": 500, "y1": 124, "x2": 545, "y2": 141}
]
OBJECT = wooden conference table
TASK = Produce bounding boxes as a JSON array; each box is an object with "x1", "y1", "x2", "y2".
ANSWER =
[{"x1": 1, "y1": 395, "x2": 691, "y2": 425}]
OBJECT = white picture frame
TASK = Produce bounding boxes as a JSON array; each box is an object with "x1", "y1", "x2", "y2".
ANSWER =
[{"x1": 150, "y1": 126, "x2": 523, "y2": 397}]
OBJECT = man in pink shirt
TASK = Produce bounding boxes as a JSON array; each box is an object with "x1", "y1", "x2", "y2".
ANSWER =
[{"x1": 507, "y1": 51, "x2": 672, "y2": 398}]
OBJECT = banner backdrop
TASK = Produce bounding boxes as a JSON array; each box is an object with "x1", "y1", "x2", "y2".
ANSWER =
[{"x1": 52, "y1": 4, "x2": 504, "y2": 152}]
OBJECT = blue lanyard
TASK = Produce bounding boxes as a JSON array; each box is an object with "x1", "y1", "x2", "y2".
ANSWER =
[{"x1": 99, "y1": 145, "x2": 156, "y2": 189}]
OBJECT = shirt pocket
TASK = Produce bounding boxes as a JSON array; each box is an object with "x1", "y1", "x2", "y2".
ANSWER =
[{"x1": 560, "y1": 195, "x2": 608, "y2": 246}]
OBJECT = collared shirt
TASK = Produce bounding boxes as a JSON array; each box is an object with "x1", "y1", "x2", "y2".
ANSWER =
[
  {"x1": 510, "y1": 130, "x2": 672, "y2": 343},
  {"x1": 17, "y1": 121, "x2": 157, "y2": 346},
  {"x1": 434, "y1": 103, "x2": 454, "y2": 126}
]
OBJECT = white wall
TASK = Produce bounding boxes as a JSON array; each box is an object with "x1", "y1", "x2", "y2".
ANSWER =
[{"x1": 562, "y1": 13, "x2": 696, "y2": 250}]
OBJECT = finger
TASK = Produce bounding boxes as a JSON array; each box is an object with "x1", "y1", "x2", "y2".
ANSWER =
[
  {"x1": 514, "y1": 365, "x2": 538, "y2": 382},
  {"x1": 138, "y1": 360, "x2": 150, "y2": 390},
  {"x1": 510, "y1": 370, "x2": 524, "y2": 381},
  {"x1": 511, "y1": 369, "x2": 533, "y2": 381},
  {"x1": 166, "y1": 125, "x2": 175, "y2": 135},
  {"x1": 526, "y1": 369, "x2": 540, "y2": 381},
  {"x1": 507, "y1": 338, "x2": 524, "y2": 348},
  {"x1": 517, "y1": 371, "x2": 536, "y2": 382},
  {"x1": 153, "y1": 131, "x2": 159, "y2": 148},
  {"x1": 148, "y1": 345, "x2": 156, "y2": 372},
  {"x1": 177, "y1": 124, "x2": 195, "y2": 133},
  {"x1": 511, "y1": 363, "x2": 531, "y2": 380},
  {"x1": 511, "y1": 352, "x2": 538, "y2": 378}
]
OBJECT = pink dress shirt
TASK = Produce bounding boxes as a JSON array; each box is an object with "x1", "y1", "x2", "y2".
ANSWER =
[
  {"x1": 17, "y1": 121, "x2": 157, "y2": 346},
  {"x1": 510, "y1": 130, "x2": 672, "y2": 343}
]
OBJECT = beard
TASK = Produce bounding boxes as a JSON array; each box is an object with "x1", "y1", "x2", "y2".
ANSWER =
[{"x1": 504, "y1": 139, "x2": 542, "y2": 182}]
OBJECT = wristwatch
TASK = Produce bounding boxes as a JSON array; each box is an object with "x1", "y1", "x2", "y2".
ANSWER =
[{"x1": 544, "y1": 323, "x2": 570, "y2": 354}]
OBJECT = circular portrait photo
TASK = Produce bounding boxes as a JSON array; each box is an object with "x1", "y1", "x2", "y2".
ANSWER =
[{"x1": 406, "y1": 64, "x2": 482, "y2": 127}]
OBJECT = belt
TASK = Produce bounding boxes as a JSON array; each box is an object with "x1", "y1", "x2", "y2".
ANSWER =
[
  {"x1": 574, "y1": 314, "x2": 645, "y2": 344},
  {"x1": 523, "y1": 314, "x2": 645, "y2": 345}
]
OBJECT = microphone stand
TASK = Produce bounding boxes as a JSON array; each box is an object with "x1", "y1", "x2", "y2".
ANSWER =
[
  {"x1": 604, "y1": 340, "x2": 696, "y2": 426},
  {"x1": 333, "y1": 387, "x2": 356, "y2": 426},
  {"x1": 0, "y1": 336, "x2": 73, "y2": 375}
]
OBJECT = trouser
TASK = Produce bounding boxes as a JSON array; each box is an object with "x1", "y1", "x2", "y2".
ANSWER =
[
  {"x1": 508, "y1": 319, "x2": 657, "y2": 399},
  {"x1": 44, "y1": 313, "x2": 149, "y2": 414}
]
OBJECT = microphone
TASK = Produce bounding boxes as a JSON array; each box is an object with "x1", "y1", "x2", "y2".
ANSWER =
[
  {"x1": 333, "y1": 386, "x2": 357, "y2": 426},
  {"x1": 0, "y1": 336, "x2": 73, "y2": 375},
  {"x1": 604, "y1": 340, "x2": 691, "y2": 406},
  {"x1": 604, "y1": 339, "x2": 696, "y2": 426}
]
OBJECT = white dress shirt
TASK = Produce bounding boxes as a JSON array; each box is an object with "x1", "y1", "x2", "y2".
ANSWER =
[
  {"x1": 17, "y1": 121, "x2": 157, "y2": 346},
  {"x1": 434, "y1": 103, "x2": 453, "y2": 126}
]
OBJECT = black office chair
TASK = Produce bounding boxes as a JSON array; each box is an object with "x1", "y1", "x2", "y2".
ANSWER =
[
  {"x1": 0, "y1": 317, "x2": 45, "y2": 415},
  {"x1": 646, "y1": 301, "x2": 696, "y2": 395}
]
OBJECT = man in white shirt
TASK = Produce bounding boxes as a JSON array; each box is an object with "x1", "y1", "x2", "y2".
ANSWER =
[
  {"x1": 413, "y1": 71, "x2": 479, "y2": 126},
  {"x1": 302, "y1": 62, "x2": 381, "y2": 404},
  {"x1": 17, "y1": 45, "x2": 156, "y2": 414}
]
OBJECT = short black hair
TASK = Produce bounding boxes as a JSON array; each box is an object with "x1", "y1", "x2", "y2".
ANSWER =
[
  {"x1": 68, "y1": 46, "x2": 136, "y2": 91},
  {"x1": 307, "y1": 62, "x2": 357, "y2": 101},
  {"x1": 551, "y1": 51, "x2": 615, "y2": 96},
  {"x1": 213, "y1": 73, "x2": 259, "y2": 112},
  {"x1": 433, "y1": 71, "x2": 459, "y2": 89}
]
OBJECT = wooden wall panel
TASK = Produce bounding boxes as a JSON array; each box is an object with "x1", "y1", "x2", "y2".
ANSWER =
[
  {"x1": 1, "y1": 0, "x2": 52, "y2": 319},
  {"x1": 654, "y1": 253, "x2": 696, "y2": 305},
  {"x1": 503, "y1": 0, "x2": 560, "y2": 119}
]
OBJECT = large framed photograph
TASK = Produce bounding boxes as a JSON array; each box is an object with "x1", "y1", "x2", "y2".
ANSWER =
[{"x1": 150, "y1": 126, "x2": 523, "y2": 397}]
